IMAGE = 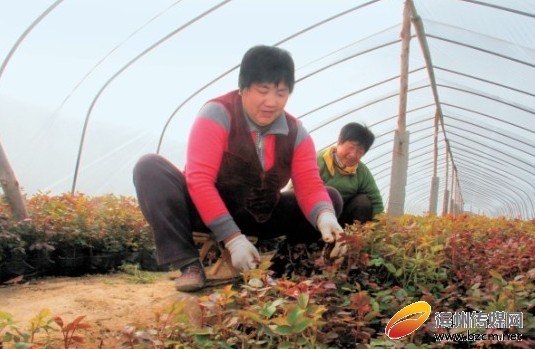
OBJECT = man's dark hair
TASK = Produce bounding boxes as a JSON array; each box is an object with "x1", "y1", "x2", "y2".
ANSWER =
[
  {"x1": 238, "y1": 45, "x2": 295, "y2": 93},
  {"x1": 339, "y1": 122, "x2": 375, "y2": 152}
]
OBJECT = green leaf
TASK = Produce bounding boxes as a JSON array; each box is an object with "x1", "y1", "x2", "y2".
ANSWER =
[
  {"x1": 370, "y1": 257, "x2": 384, "y2": 266},
  {"x1": 287, "y1": 305, "x2": 305, "y2": 325},
  {"x1": 292, "y1": 318, "x2": 313, "y2": 333},
  {"x1": 259, "y1": 304, "x2": 277, "y2": 318},
  {"x1": 384, "y1": 262, "x2": 397, "y2": 274},
  {"x1": 15, "y1": 343, "x2": 35, "y2": 349},
  {"x1": 395, "y1": 268, "x2": 404, "y2": 277},
  {"x1": 273, "y1": 325, "x2": 293, "y2": 336},
  {"x1": 297, "y1": 293, "x2": 309, "y2": 309}
]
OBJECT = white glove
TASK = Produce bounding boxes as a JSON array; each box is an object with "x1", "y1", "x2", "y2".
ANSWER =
[
  {"x1": 316, "y1": 211, "x2": 342, "y2": 243},
  {"x1": 224, "y1": 234, "x2": 260, "y2": 272},
  {"x1": 316, "y1": 211, "x2": 347, "y2": 259}
]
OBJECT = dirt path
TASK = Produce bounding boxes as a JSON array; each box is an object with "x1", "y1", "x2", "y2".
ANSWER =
[
  {"x1": 1, "y1": 251, "x2": 274, "y2": 348},
  {"x1": 0, "y1": 272, "x2": 211, "y2": 348}
]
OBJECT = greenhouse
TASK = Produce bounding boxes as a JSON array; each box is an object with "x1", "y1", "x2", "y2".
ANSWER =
[
  {"x1": 1, "y1": 0, "x2": 533, "y2": 219},
  {"x1": 1, "y1": 1, "x2": 534, "y2": 348}
]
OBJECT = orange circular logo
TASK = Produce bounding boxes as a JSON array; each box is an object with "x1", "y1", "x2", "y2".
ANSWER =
[{"x1": 385, "y1": 301, "x2": 432, "y2": 339}]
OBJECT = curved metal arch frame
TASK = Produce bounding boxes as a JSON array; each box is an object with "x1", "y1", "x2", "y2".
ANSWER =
[{"x1": 2, "y1": 0, "x2": 533, "y2": 219}]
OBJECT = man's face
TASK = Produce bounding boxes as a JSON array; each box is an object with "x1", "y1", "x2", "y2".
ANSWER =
[
  {"x1": 241, "y1": 82, "x2": 290, "y2": 126},
  {"x1": 336, "y1": 140, "x2": 366, "y2": 167}
]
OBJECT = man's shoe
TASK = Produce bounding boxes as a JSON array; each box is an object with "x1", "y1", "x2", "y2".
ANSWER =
[{"x1": 175, "y1": 260, "x2": 206, "y2": 292}]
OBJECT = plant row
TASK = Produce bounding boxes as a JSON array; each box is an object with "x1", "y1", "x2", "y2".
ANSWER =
[
  {"x1": 0, "y1": 193, "x2": 161, "y2": 282},
  {"x1": 1, "y1": 193, "x2": 534, "y2": 347}
]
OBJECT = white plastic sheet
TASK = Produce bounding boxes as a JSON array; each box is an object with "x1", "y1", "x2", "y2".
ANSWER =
[{"x1": 0, "y1": 0, "x2": 533, "y2": 219}]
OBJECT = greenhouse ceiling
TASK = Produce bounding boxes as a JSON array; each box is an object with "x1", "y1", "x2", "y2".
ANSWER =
[{"x1": 0, "y1": 0, "x2": 533, "y2": 220}]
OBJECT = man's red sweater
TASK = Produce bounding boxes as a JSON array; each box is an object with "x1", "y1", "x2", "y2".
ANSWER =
[{"x1": 186, "y1": 92, "x2": 334, "y2": 242}]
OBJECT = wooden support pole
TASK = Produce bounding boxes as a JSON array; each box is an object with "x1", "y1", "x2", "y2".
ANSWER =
[
  {"x1": 387, "y1": 0, "x2": 411, "y2": 216},
  {"x1": 0, "y1": 141, "x2": 28, "y2": 221}
]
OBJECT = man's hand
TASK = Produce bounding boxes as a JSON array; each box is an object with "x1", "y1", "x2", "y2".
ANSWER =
[
  {"x1": 316, "y1": 211, "x2": 347, "y2": 259},
  {"x1": 316, "y1": 210, "x2": 342, "y2": 243},
  {"x1": 224, "y1": 234, "x2": 260, "y2": 272}
]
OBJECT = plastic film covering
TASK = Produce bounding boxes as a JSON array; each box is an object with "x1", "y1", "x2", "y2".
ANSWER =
[{"x1": 0, "y1": 0, "x2": 533, "y2": 219}]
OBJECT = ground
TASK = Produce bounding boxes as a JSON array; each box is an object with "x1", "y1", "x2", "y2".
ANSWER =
[
  {"x1": 0, "y1": 270, "x2": 233, "y2": 348},
  {"x1": 1, "y1": 241, "x2": 277, "y2": 348}
]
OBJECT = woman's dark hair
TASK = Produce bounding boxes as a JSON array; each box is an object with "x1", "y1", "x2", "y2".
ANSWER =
[
  {"x1": 238, "y1": 45, "x2": 295, "y2": 93},
  {"x1": 339, "y1": 122, "x2": 375, "y2": 152}
]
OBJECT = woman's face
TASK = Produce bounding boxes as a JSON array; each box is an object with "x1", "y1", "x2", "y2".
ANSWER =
[
  {"x1": 336, "y1": 140, "x2": 366, "y2": 167},
  {"x1": 241, "y1": 82, "x2": 290, "y2": 126}
]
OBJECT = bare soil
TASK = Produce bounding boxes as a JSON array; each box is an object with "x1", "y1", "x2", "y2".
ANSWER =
[{"x1": 0, "y1": 270, "x2": 230, "y2": 348}]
